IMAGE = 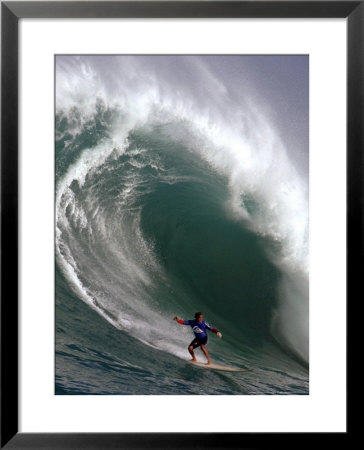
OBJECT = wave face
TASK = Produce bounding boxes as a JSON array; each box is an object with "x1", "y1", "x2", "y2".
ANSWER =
[{"x1": 55, "y1": 55, "x2": 309, "y2": 394}]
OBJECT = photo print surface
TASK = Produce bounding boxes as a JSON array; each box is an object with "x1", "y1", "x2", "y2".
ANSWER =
[{"x1": 55, "y1": 55, "x2": 309, "y2": 395}]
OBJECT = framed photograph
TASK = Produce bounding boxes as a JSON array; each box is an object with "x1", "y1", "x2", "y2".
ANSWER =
[{"x1": 2, "y1": 1, "x2": 357, "y2": 448}]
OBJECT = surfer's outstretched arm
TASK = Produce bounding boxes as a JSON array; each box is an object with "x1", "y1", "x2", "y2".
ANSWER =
[
  {"x1": 173, "y1": 316, "x2": 190, "y2": 325},
  {"x1": 205, "y1": 322, "x2": 222, "y2": 338}
]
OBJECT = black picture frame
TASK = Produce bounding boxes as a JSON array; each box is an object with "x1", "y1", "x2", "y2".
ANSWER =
[{"x1": 1, "y1": 1, "x2": 358, "y2": 448}]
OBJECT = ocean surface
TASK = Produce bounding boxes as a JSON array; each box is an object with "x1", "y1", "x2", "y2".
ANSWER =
[{"x1": 55, "y1": 55, "x2": 309, "y2": 395}]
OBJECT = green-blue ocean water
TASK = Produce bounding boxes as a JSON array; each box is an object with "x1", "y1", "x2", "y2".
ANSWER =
[{"x1": 55, "y1": 56, "x2": 309, "y2": 395}]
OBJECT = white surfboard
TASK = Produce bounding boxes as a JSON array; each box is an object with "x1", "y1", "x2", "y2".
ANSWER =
[{"x1": 189, "y1": 361, "x2": 253, "y2": 373}]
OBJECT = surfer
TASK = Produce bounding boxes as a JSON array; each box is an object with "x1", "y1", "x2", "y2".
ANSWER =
[{"x1": 173, "y1": 312, "x2": 222, "y2": 365}]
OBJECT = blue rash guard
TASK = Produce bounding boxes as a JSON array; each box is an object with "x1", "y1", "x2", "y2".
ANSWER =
[{"x1": 179, "y1": 319, "x2": 218, "y2": 339}]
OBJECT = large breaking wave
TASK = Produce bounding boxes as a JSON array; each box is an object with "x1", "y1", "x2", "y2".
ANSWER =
[{"x1": 55, "y1": 55, "x2": 309, "y2": 381}]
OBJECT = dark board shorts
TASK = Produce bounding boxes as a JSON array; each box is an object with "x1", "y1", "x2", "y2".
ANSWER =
[{"x1": 189, "y1": 336, "x2": 208, "y2": 349}]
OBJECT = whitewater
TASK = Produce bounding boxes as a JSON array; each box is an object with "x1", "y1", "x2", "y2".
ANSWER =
[{"x1": 55, "y1": 55, "x2": 309, "y2": 395}]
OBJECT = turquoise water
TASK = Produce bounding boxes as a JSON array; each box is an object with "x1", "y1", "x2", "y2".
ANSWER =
[{"x1": 55, "y1": 56, "x2": 309, "y2": 395}]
